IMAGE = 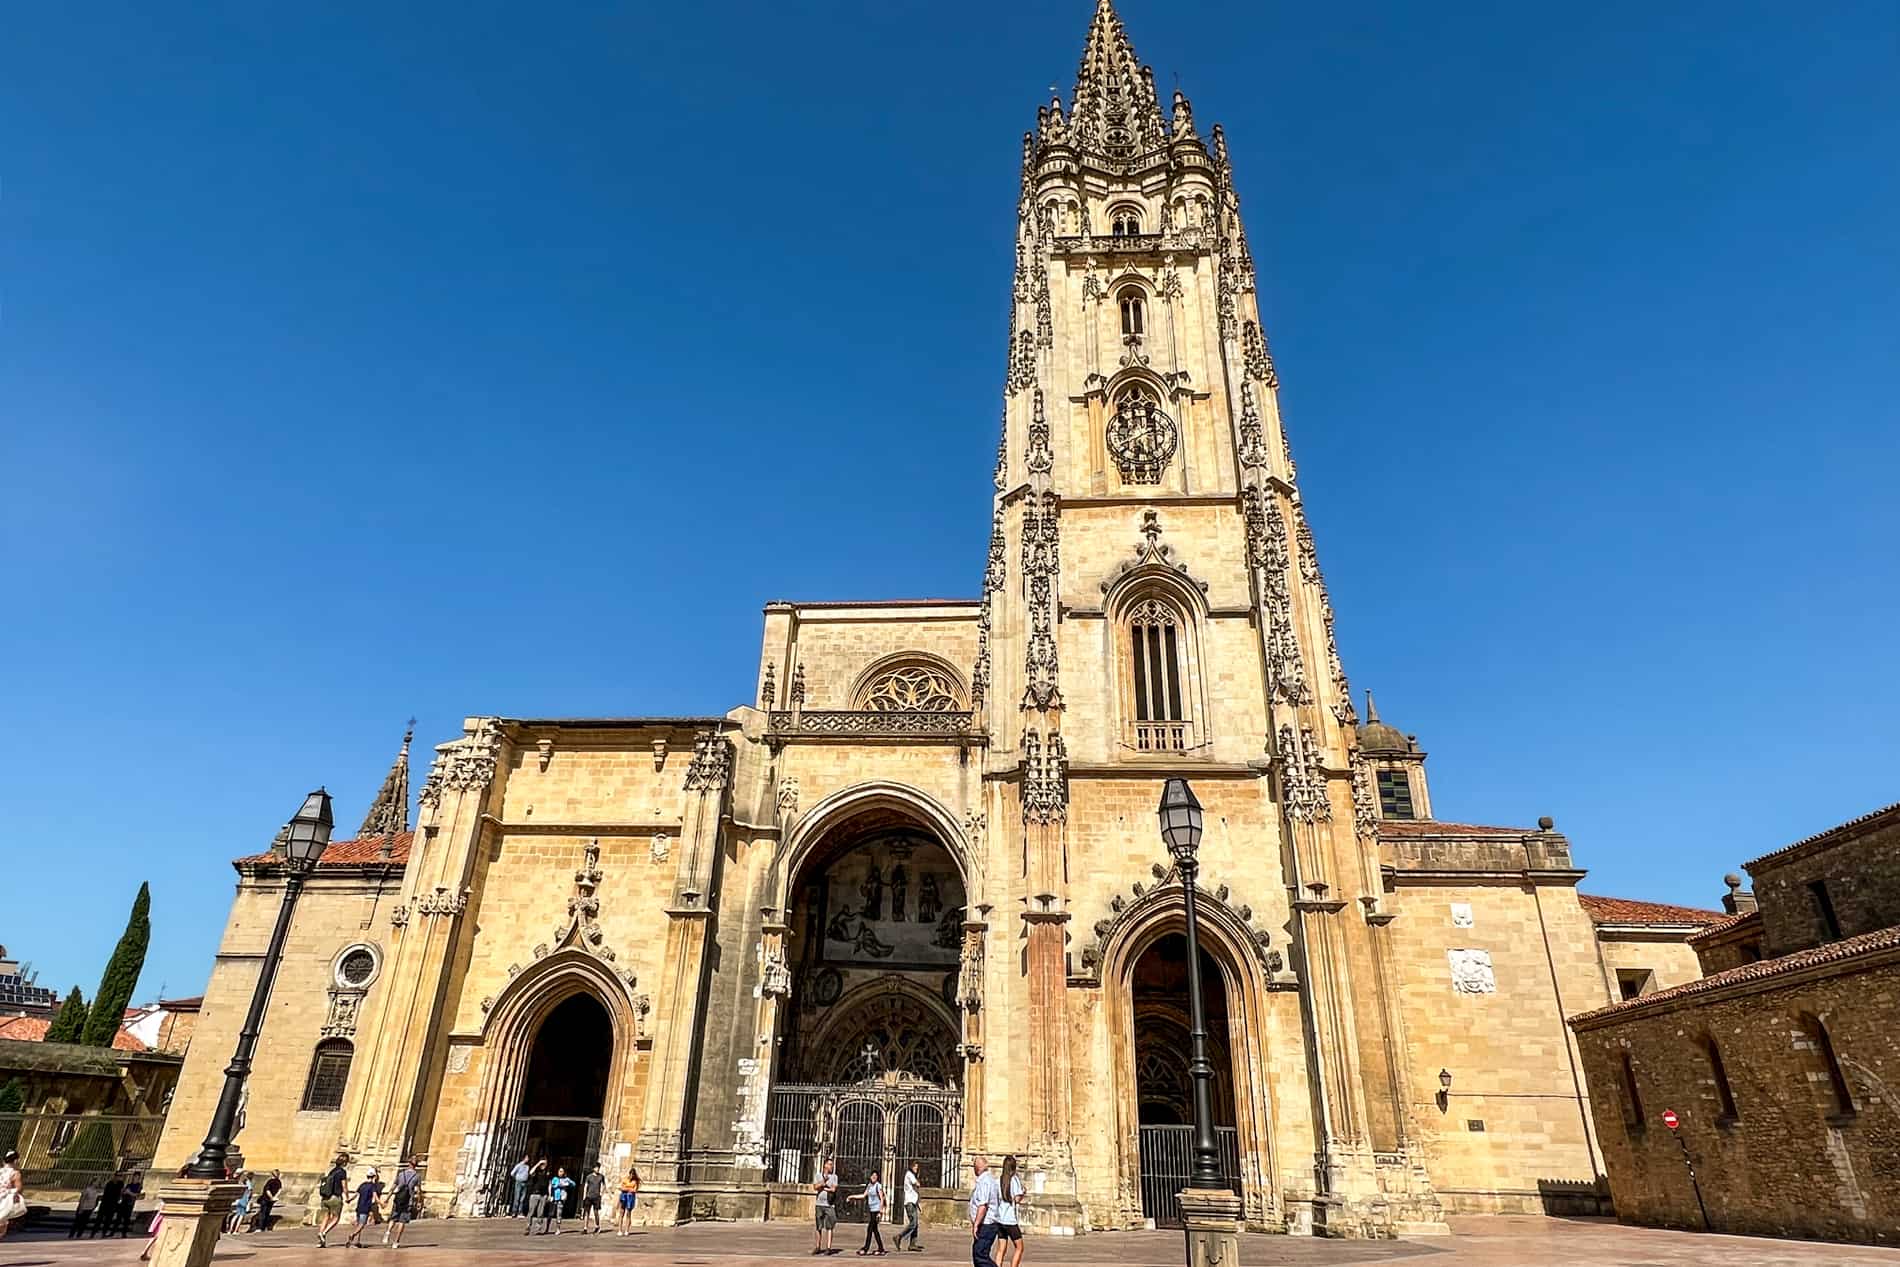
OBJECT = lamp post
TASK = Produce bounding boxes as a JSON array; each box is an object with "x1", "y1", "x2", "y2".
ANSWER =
[
  {"x1": 1157, "y1": 777, "x2": 1223, "y2": 1193},
  {"x1": 187, "y1": 789, "x2": 333, "y2": 1179}
]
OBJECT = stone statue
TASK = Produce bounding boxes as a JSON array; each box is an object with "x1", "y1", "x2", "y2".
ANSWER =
[
  {"x1": 861, "y1": 862, "x2": 885, "y2": 921},
  {"x1": 918, "y1": 873, "x2": 942, "y2": 923},
  {"x1": 889, "y1": 863, "x2": 909, "y2": 922}
]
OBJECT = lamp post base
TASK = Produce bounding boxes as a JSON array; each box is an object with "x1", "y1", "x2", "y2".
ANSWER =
[
  {"x1": 1177, "y1": 1187, "x2": 1244, "y2": 1267},
  {"x1": 147, "y1": 1181, "x2": 243, "y2": 1267}
]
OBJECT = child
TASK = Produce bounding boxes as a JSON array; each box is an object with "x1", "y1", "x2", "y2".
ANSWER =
[{"x1": 344, "y1": 1168, "x2": 385, "y2": 1248}]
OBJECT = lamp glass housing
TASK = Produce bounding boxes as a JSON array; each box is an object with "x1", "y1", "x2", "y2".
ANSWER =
[
  {"x1": 284, "y1": 789, "x2": 335, "y2": 868},
  {"x1": 1157, "y1": 777, "x2": 1204, "y2": 862},
  {"x1": 1438, "y1": 1068, "x2": 1454, "y2": 1091}
]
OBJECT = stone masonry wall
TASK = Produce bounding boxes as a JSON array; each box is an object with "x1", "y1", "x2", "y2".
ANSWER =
[
  {"x1": 1575, "y1": 958, "x2": 1900, "y2": 1243},
  {"x1": 1750, "y1": 813, "x2": 1900, "y2": 956}
]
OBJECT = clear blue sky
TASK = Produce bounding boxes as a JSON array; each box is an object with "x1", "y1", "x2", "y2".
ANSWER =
[{"x1": 4, "y1": 1, "x2": 1896, "y2": 1003}]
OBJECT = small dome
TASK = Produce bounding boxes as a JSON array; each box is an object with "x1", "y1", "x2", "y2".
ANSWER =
[{"x1": 1356, "y1": 691, "x2": 1410, "y2": 753}]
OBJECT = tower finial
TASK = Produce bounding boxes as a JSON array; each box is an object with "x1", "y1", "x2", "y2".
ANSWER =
[
  {"x1": 1069, "y1": 0, "x2": 1168, "y2": 158},
  {"x1": 1364, "y1": 690, "x2": 1380, "y2": 723},
  {"x1": 359, "y1": 721, "x2": 414, "y2": 847}
]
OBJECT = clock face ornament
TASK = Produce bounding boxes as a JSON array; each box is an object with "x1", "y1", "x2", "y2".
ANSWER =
[{"x1": 1107, "y1": 389, "x2": 1177, "y2": 484}]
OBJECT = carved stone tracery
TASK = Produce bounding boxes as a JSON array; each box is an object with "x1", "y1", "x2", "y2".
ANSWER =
[
  {"x1": 860, "y1": 665, "x2": 962, "y2": 713},
  {"x1": 1106, "y1": 387, "x2": 1178, "y2": 484}
]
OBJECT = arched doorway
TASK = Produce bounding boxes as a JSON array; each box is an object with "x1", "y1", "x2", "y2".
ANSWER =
[
  {"x1": 495, "y1": 993, "x2": 612, "y2": 1207},
  {"x1": 765, "y1": 804, "x2": 968, "y2": 1211},
  {"x1": 1131, "y1": 933, "x2": 1242, "y2": 1225}
]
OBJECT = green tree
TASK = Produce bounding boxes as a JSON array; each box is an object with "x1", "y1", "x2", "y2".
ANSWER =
[
  {"x1": 45, "y1": 987, "x2": 89, "y2": 1044},
  {"x1": 0, "y1": 1077, "x2": 23, "y2": 1112},
  {"x1": 81, "y1": 882, "x2": 151, "y2": 1048}
]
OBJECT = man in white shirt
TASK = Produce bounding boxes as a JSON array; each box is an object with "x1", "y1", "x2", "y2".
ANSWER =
[
  {"x1": 967, "y1": 1156, "x2": 1001, "y2": 1267},
  {"x1": 813, "y1": 1159, "x2": 840, "y2": 1255},
  {"x1": 894, "y1": 1162, "x2": 923, "y2": 1251}
]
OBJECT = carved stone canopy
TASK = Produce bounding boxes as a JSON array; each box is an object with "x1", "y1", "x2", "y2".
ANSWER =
[
  {"x1": 1100, "y1": 510, "x2": 1210, "y2": 596},
  {"x1": 1073, "y1": 862, "x2": 1284, "y2": 984}
]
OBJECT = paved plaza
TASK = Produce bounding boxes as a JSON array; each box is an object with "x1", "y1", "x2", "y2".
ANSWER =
[{"x1": 6, "y1": 1216, "x2": 1898, "y2": 1267}]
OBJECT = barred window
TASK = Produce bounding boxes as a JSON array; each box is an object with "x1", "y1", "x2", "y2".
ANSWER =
[
  {"x1": 1129, "y1": 599, "x2": 1185, "y2": 724},
  {"x1": 1119, "y1": 288, "x2": 1145, "y2": 338},
  {"x1": 1375, "y1": 769, "x2": 1415, "y2": 820},
  {"x1": 301, "y1": 1038, "x2": 354, "y2": 1112}
]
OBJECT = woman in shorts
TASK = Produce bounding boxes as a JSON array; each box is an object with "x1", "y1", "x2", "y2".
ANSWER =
[
  {"x1": 615, "y1": 1166, "x2": 641, "y2": 1236},
  {"x1": 993, "y1": 1155, "x2": 1026, "y2": 1267}
]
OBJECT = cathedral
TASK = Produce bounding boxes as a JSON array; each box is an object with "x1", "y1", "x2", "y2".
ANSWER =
[{"x1": 157, "y1": 0, "x2": 1719, "y2": 1238}]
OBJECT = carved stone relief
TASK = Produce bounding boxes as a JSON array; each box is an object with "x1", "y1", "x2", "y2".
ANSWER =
[{"x1": 1448, "y1": 948, "x2": 1496, "y2": 994}]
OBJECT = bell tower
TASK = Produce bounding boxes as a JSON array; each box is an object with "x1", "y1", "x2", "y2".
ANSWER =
[{"x1": 970, "y1": 0, "x2": 1444, "y2": 1232}]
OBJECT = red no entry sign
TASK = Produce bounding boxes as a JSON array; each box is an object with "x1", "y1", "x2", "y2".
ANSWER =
[{"x1": 1661, "y1": 1109, "x2": 1680, "y2": 1130}]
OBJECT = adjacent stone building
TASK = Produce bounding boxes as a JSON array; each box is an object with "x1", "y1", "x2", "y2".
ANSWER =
[
  {"x1": 160, "y1": 1, "x2": 1718, "y2": 1236},
  {"x1": 1571, "y1": 801, "x2": 1900, "y2": 1244}
]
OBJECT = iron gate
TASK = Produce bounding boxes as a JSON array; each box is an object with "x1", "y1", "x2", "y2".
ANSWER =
[
  {"x1": 478, "y1": 1116, "x2": 603, "y2": 1216},
  {"x1": 765, "y1": 1078, "x2": 962, "y2": 1224},
  {"x1": 1137, "y1": 1125, "x2": 1241, "y2": 1226}
]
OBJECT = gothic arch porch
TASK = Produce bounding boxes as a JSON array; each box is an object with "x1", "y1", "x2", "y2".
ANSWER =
[
  {"x1": 1099, "y1": 888, "x2": 1280, "y2": 1230},
  {"x1": 465, "y1": 950, "x2": 644, "y2": 1213},
  {"x1": 761, "y1": 791, "x2": 975, "y2": 1208}
]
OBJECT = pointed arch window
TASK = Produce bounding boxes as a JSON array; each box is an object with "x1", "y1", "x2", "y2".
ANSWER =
[
  {"x1": 1111, "y1": 207, "x2": 1142, "y2": 236},
  {"x1": 301, "y1": 1038, "x2": 354, "y2": 1112},
  {"x1": 1128, "y1": 597, "x2": 1190, "y2": 751},
  {"x1": 1802, "y1": 1013, "x2": 1855, "y2": 1116},
  {"x1": 1119, "y1": 288, "x2": 1146, "y2": 338},
  {"x1": 1704, "y1": 1035, "x2": 1740, "y2": 1123}
]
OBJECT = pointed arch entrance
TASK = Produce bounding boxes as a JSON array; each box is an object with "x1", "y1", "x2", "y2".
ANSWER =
[
  {"x1": 1130, "y1": 933, "x2": 1241, "y2": 1223},
  {"x1": 764, "y1": 794, "x2": 970, "y2": 1214}
]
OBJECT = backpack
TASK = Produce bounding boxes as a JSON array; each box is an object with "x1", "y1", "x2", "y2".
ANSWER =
[{"x1": 320, "y1": 1171, "x2": 343, "y2": 1200}]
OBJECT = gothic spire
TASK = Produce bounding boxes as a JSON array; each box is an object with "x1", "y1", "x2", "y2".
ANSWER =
[
  {"x1": 1069, "y1": 0, "x2": 1168, "y2": 159},
  {"x1": 358, "y1": 723, "x2": 413, "y2": 844}
]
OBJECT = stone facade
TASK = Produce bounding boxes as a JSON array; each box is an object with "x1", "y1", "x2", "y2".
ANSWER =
[
  {"x1": 1571, "y1": 801, "x2": 1900, "y2": 1244},
  {"x1": 159, "y1": 0, "x2": 1716, "y2": 1237}
]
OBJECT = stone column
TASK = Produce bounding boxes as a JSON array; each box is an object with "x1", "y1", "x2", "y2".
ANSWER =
[{"x1": 146, "y1": 1181, "x2": 240, "y2": 1267}]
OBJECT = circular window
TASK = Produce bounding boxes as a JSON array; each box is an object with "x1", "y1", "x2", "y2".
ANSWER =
[{"x1": 337, "y1": 947, "x2": 378, "y2": 989}]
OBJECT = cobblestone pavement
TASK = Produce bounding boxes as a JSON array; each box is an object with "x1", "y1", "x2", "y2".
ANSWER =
[{"x1": 6, "y1": 1215, "x2": 1898, "y2": 1267}]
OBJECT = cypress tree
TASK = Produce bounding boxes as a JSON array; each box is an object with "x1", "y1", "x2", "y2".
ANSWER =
[
  {"x1": 81, "y1": 882, "x2": 151, "y2": 1048},
  {"x1": 45, "y1": 987, "x2": 89, "y2": 1043},
  {"x1": 0, "y1": 1077, "x2": 22, "y2": 1111}
]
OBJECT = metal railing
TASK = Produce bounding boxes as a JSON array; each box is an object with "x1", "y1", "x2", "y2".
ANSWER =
[
  {"x1": 1136, "y1": 1125, "x2": 1241, "y2": 1226},
  {"x1": 1133, "y1": 722, "x2": 1189, "y2": 752},
  {"x1": 765, "y1": 1081, "x2": 964, "y2": 1224},
  {"x1": 0, "y1": 1113, "x2": 167, "y2": 1190}
]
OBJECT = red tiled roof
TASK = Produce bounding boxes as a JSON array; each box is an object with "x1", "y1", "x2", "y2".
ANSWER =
[
  {"x1": 0, "y1": 1015, "x2": 149, "y2": 1052},
  {"x1": 160, "y1": 996, "x2": 204, "y2": 1010},
  {"x1": 1571, "y1": 925, "x2": 1900, "y2": 1027},
  {"x1": 1687, "y1": 909, "x2": 1762, "y2": 944},
  {"x1": 1377, "y1": 820, "x2": 1538, "y2": 838},
  {"x1": 1578, "y1": 894, "x2": 1723, "y2": 928},
  {"x1": 1745, "y1": 800, "x2": 1900, "y2": 871},
  {"x1": 236, "y1": 832, "x2": 413, "y2": 868}
]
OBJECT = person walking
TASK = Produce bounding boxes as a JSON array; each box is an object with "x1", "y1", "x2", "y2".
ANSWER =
[
  {"x1": 254, "y1": 1170, "x2": 283, "y2": 1232},
  {"x1": 812, "y1": 1158, "x2": 839, "y2": 1255},
  {"x1": 225, "y1": 1172, "x2": 254, "y2": 1234},
  {"x1": 383, "y1": 1159, "x2": 421, "y2": 1247},
  {"x1": 892, "y1": 1162, "x2": 922, "y2": 1252},
  {"x1": 508, "y1": 1157, "x2": 531, "y2": 1218},
  {"x1": 542, "y1": 1167, "x2": 573, "y2": 1235},
  {"x1": 579, "y1": 1164, "x2": 605, "y2": 1234},
  {"x1": 615, "y1": 1166, "x2": 640, "y2": 1236},
  {"x1": 967, "y1": 1156, "x2": 1000, "y2": 1267},
  {"x1": 522, "y1": 1160, "x2": 549, "y2": 1233},
  {"x1": 316, "y1": 1155, "x2": 349, "y2": 1247},
  {"x1": 847, "y1": 1170, "x2": 887, "y2": 1255},
  {"x1": 992, "y1": 1157, "x2": 1025, "y2": 1267},
  {"x1": 71, "y1": 1178, "x2": 104, "y2": 1238},
  {"x1": 0, "y1": 1150, "x2": 25, "y2": 1242},
  {"x1": 343, "y1": 1168, "x2": 384, "y2": 1248},
  {"x1": 94, "y1": 1171, "x2": 125, "y2": 1238},
  {"x1": 116, "y1": 1171, "x2": 145, "y2": 1237}
]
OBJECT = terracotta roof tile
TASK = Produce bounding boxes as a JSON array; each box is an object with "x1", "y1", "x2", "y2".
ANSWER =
[
  {"x1": 0, "y1": 1015, "x2": 149, "y2": 1051},
  {"x1": 1687, "y1": 910, "x2": 1762, "y2": 944},
  {"x1": 1571, "y1": 925, "x2": 1900, "y2": 1026},
  {"x1": 236, "y1": 831, "x2": 413, "y2": 869},
  {"x1": 1745, "y1": 800, "x2": 1900, "y2": 871},
  {"x1": 1376, "y1": 820, "x2": 1537, "y2": 838},
  {"x1": 1578, "y1": 894, "x2": 1723, "y2": 928}
]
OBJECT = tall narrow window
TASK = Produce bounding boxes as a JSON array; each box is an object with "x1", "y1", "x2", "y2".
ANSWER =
[
  {"x1": 1119, "y1": 289, "x2": 1146, "y2": 338},
  {"x1": 1803, "y1": 1013, "x2": 1856, "y2": 1116},
  {"x1": 1809, "y1": 880, "x2": 1843, "y2": 941},
  {"x1": 301, "y1": 1038, "x2": 354, "y2": 1112},
  {"x1": 1705, "y1": 1036, "x2": 1740, "y2": 1122},
  {"x1": 1128, "y1": 598, "x2": 1188, "y2": 751},
  {"x1": 1111, "y1": 207, "x2": 1141, "y2": 236},
  {"x1": 1619, "y1": 1052, "x2": 1645, "y2": 1128},
  {"x1": 1375, "y1": 768, "x2": 1415, "y2": 819}
]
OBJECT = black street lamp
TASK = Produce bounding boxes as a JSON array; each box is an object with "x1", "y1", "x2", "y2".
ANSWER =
[
  {"x1": 1157, "y1": 777, "x2": 1223, "y2": 1193},
  {"x1": 186, "y1": 789, "x2": 332, "y2": 1180}
]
